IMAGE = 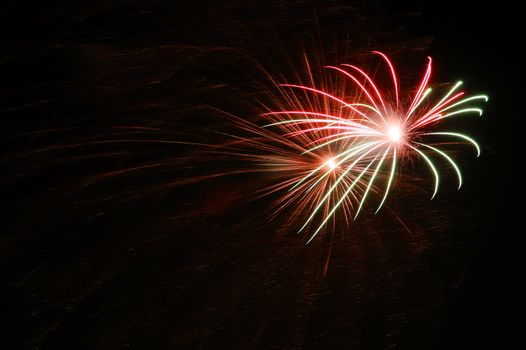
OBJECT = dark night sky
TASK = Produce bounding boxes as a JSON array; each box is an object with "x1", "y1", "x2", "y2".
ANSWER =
[{"x1": 1, "y1": 1, "x2": 522, "y2": 349}]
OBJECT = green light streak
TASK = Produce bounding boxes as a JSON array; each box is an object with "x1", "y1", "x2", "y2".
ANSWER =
[
  {"x1": 417, "y1": 143, "x2": 462, "y2": 189},
  {"x1": 438, "y1": 108, "x2": 483, "y2": 119},
  {"x1": 306, "y1": 154, "x2": 380, "y2": 244},
  {"x1": 354, "y1": 147, "x2": 390, "y2": 219},
  {"x1": 441, "y1": 95, "x2": 489, "y2": 112},
  {"x1": 290, "y1": 141, "x2": 378, "y2": 191},
  {"x1": 408, "y1": 145, "x2": 440, "y2": 199},
  {"x1": 299, "y1": 142, "x2": 387, "y2": 234},
  {"x1": 434, "y1": 81, "x2": 463, "y2": 109},
  {"x1": 302, "y1": 133, "x2": 380, "y2": 154},
  {"x1": 341, "y1": 103, "x2": 382, "y2": 116},
  {"x1": 375, "y1": 147, "x2": 397, "y2": 214},
  {"x1": 424, "y1": 132, "x2": 480, "y2": 157},
  {"x1": 407, "y1": 88, "x2": 432, "y2": 119}
]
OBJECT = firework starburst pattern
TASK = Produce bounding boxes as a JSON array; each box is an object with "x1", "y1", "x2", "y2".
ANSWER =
[{"x1": 233, "y1": 52, "x2": 487, "y2": 242}]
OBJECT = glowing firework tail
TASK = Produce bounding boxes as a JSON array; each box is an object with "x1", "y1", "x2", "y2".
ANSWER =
[{"x1": 236, "y1": 52, "x2": 487, "y2": 242}]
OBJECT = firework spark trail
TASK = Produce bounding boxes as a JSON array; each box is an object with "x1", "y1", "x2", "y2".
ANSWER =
[
  {"x1": 219, "y1": 111, "x2": 371, "y2": 232},
  {"x1": 255, "y1": 52, "x2": 487, "y2": 242}
]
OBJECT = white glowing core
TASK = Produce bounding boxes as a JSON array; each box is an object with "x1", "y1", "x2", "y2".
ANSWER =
[
  {"x1": 388, "y1": 126, "x2": 402, "y2": 141},
  {"x1": 325, "y1": 159, "x2": 337, "y2": 171}
]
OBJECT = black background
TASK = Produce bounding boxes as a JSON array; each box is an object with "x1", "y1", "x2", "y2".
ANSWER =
[{"x1": 1, "y1": 1, "x2": 522, "y2": 349}]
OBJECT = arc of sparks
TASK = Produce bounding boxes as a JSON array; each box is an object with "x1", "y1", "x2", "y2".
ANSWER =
[{"x1": 248, "y1": 51, "x2": 488, "y2": 241}]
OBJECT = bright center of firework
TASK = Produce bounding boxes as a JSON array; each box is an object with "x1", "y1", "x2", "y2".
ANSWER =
[
  {"x1": 325, "y1": 158, "x2": 337, "y2": 171},
  {"x1": 387, "y1": 126, "x2": 402, "y2": 142}
]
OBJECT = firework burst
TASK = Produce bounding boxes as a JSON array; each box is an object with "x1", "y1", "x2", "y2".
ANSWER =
[{"x1": 232, "y1": 52, "x2": 487, "y2": 242}]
